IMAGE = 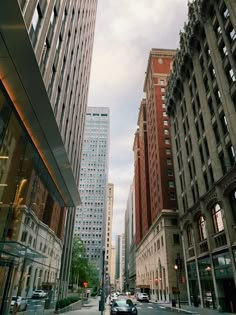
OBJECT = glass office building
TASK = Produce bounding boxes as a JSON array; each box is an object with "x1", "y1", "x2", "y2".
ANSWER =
[{"x1": 74, "y1": 107, "x2": 110, "y2": 265}]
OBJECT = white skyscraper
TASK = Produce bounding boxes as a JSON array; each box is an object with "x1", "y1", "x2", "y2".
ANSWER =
[{"x1": 74, "y1": 107, "x2": 110, "y2": 264}]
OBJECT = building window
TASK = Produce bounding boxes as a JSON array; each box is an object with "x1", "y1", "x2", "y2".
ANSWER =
[
  {"x1": 198, "y1": 216, "x2": 207, "y2": 241},
  {"x1": 229, "y1": 189, "x2": 236, "y2": 222},
  {"x1": 227, "y1": 145, "x2": 235, "y2": 166},
  {"x1": 173, "y1": 234, "x2": 180, "y2": 244},
  {"x1": 164, "y1": 129, "x2": 169, "y2": 135},
  {"x1": 163, "y1": 111, "x2": 167, "y2": 116},
  {"x1": 164, "y1": 120, "x2": 168, "y2": 126},
  {"x1": 160, "y1": 79, "x2": 165, "y2": 86},
  {"x1": 161, "y1": 88, "x2": 165, "y2": 93},
  {"x1": 165, "y1": 139, "x2": 170, "y2": 144},
  {"x1": 169, "y1": 181, "x2": 174, "y2": 188},
  {"x1": 212, "y1": 203, "x2": 224, "y2": 233},
  {"x1": 166, "y1": 148, "x2": 171, "y2": 155},
  {"x1": 170, "y1": 192, "x2": 176, "y2": 200},
  {"x1": 32, "y1": 4, "x2": 42, "y2": 31},
  {"x1": 167, "y1": 158, "x2": 172, "y2": 166},
  {"x1": 186, "y1": 225, "x2": 193, "y2": 247},
  {"x1": 168, "y1": 169, "x2": 173, "y2": 176}
]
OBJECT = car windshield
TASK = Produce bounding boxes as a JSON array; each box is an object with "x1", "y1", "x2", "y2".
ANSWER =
[
  {"x1": 35, "y1": 290, "x2": 42, "y2": 292},
  {"x1": 12, "y1": 297, "x2": 17, "y2": 301},
  {"x1": 114, "y1": 300, "x2": 133, "y2": 307}
]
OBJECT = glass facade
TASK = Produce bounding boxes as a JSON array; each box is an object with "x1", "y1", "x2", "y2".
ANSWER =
[
  {"x1": 75, "y1": 107, "x2": 110, "y2": 263},
  {"x1": 0, "y1": 82, "x2": 66, "y2": 313}
]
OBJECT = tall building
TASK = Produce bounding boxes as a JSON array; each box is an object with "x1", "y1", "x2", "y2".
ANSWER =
[
  {"x1": 115, "y1": 234, "x2": 125, "y2": 291},
  {"x1": 105, "y1": 183, "x2": 114, "y2": 277},
  {"x1": 124, "y1": 180, "x2": 136, "y2": 293},
  {"x1": 74, "y1": 107, "x2": 110, "y2": 266},
  {"x1": 0, "y1": 0, "x2": 97, "y2": 311},
  {"x1": 134, "y1": 49, "x2": 187, "y2": 302},
  {"x1": 110, "y1": 246, "x2": 116, "y2": 290},
  {"x1": 166, "y1": 0, "x2": 236, "y2": 312}
]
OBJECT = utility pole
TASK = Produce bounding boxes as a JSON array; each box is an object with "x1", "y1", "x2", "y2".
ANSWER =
[{"x1": 99, "y1": 247, "x2": 105, "y2": 315}]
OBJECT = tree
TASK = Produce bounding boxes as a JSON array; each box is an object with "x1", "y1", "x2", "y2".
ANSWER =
[{"x1": 70, "y1": 237, "x2": 89, "y2": 291}]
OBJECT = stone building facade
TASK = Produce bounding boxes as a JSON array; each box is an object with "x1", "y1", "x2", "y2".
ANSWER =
[{"x1": 166, "y1": 0, "x2": 236, "y2": 312}]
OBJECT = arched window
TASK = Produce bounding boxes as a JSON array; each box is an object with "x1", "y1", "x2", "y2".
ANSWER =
[
  {"x1": 229, "y1": 189, "x2": 236, "y2": 222},
  {"x1": 212, "y1": 203, "x2": 224, "y2": 233},
  {"x1": 186, "y1": 225, "x2": 193, "y2": 247},
  {"x1": 198, "y1": 215, "x2": 207, "y2": 240}
]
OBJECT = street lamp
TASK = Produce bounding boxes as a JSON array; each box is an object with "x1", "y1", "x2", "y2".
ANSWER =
[{"x1": 174, "y1": 265, "x2": 181, "y2": 308}]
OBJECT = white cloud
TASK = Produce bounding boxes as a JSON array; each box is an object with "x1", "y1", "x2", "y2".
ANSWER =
[{"x1": 88, "y1": 0, "x2": 188, "y2": 242}]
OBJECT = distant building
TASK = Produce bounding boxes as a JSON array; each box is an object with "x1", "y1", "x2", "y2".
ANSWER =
[
  {"x1": 124, "y1": 180, "x2": 136, "y2": 293},
  {"x1": 74, "y1": 107, "x2": 110, "y2": 267},
  {"x1": 110, "y1": 246, "x2": 116, "y2": 290},
  {"x1": 134, "y1": 49, "x2": 187, "y2": 302},
  {"x1": 0, "y1": 0, "x2": 97, "y2": 311},
  {"x1": 105, "y1": 184, "x2": 114, "y2": 276},
  {"x1": 115, "y1": 234, "x2": 125, "y2": 291},
  {"x1": 166, "y1": 0, "x2": 236, "y2": 312}
]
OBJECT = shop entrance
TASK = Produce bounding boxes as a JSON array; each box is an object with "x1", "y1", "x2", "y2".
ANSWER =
[{"x1": 221, "y1": 279, "x2": 236, "y2": 313}]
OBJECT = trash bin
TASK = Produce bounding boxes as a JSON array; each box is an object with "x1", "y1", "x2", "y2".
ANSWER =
[{"x1": 172, "y1": 299, "x2": 176, "y2": 307}]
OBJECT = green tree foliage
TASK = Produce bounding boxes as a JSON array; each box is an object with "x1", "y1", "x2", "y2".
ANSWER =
[
  {"x1": 70, "y1": 237, "x2": 100, "y2": 292},
  {"x1": 70, "y1": 237, "x2": 88, "y2": 289}
]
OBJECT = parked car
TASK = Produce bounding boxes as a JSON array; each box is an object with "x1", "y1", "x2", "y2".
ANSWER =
[
  {"x1": 9, "y1": 296, "x2": 28, "y2": 312},
  {"x1": 32, "y1": 289, "x2": 48, "y2": 299},
  {"x1": 137, "y1": 292, "x2": 149, "y2": 302},
  {"x1": 110, "y1": 299, "x2": 137, "y2": 315}
]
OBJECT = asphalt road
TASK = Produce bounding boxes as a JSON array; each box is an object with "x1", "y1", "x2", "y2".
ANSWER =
[{"x1": 63, "y1": 299, "x2": 187, "y2": 315}]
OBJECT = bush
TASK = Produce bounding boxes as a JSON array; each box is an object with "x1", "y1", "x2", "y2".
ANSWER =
[
  {"x1": 56, "y1": 295, "x2": 81, "y2": 310},
  {"x1": 91, "y1": 291, "x2": 97, "y2": 297}
]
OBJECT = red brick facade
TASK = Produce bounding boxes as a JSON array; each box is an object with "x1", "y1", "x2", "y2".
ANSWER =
[{"x1": 134, "y1": 49, "x2": 177, "y2": 246}]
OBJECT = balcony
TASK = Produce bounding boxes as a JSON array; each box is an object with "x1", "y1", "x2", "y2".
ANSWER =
[
  {"x1": 199, "y1": 239, "x2": 208, "y2": 254},
  {"x1": 213, "y1": 231, "x2": 227, "y2": 248}
]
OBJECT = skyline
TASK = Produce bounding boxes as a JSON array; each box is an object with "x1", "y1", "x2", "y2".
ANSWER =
[{"x1": 88, "y1": 0, "x2": 189, "y2": 242}]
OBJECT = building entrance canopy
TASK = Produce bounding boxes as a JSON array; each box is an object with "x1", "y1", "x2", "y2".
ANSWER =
[{"x1": 0, "y1": 241, "x2": 45, "y2": 260}]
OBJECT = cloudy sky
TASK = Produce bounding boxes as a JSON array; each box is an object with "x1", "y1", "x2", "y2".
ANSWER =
[{"x1": 88, "y1": 0, "x2": 189, "y2": 243}]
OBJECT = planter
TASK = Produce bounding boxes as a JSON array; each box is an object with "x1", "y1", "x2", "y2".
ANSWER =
[{"x1": 55, "y1": 300, "x2": 82, "y2": 314}]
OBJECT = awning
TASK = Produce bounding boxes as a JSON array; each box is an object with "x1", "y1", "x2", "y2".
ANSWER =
[{"x1": 0, "y1": 241, "x2": 46, "y2": 259}]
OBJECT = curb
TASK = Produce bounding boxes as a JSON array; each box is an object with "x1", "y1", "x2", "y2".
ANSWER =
[
  {"x1": 150, "y1": 301, "x2": 198, "y2": 315},
  {"x1": 159, "y1": 305, "x2": 198, "y2": 314}
]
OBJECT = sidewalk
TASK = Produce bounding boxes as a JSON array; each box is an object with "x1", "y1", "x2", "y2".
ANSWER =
[
  {"x1": 61, "y1": 297, "x2": 110, "y2": 315},
  {"x1": 156, "y1": 301, "x2": 236, "y2": 315}
]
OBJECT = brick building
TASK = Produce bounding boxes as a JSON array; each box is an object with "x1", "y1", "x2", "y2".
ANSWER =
[{"x1": 134, "y1": 49, "x2": 187, "y2": 303}]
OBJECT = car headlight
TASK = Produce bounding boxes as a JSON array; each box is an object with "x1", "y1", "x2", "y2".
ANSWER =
[{"x1": 132, "y1": 307, "x2": 137, "y2": 313}]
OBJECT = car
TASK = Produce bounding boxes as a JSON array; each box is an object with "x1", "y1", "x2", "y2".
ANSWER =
[
  {"x1": 110, "y1": 293, "x2": 118, "y2": 305},
  {"x1": 110, "y1": 299, "x2": 137, "y2": 315},
  {"x1": 137, "y1": 292, "x2": 149, "y2": 302},
  {"x1": 9, "y1": 296, "x2": 28, "y2": 312},
  {"x1": 32, "y1": 289, "x2": 48, "y2": 299}
]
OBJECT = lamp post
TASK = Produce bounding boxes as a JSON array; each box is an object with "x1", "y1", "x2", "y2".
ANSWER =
[{"x1": 174, "y1": 265, "x2": 181, "y2": 308}]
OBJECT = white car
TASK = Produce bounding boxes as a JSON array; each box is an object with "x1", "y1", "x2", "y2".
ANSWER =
[
  {"x1": 9, "y1": 296, "x2": 28, "y2": 312},
  {"x1": 137, "y1": 292, "x2": 149, "y2": 302},
  {"x1": 32, "y1": 289, "x2": 47, "y2": 299}
]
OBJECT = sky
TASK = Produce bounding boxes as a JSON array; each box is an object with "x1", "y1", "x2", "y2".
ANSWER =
[{"x1": 88, "y1": 0, "x2": 189, "y2": 243}]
